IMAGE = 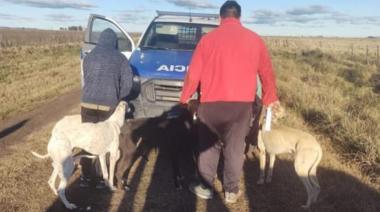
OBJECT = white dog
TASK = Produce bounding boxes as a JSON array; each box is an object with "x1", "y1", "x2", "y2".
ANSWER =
[
  {"x1": 31, "y1": 101, "x2": 127, "y2": 209},
  {"x1": 256, "y1": 107, "x2": 322, "y2": 209}
]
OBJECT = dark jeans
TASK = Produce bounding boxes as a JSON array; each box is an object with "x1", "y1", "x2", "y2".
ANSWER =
[
  {"x1": 80, "y1": 107, "x2": 114, "y2": 179},
  {"x1": 197, "y1": 102, "x2": 252, "y2": 193}
]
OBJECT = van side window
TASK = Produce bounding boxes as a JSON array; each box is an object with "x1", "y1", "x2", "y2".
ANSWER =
[
  {"x1": 141, "y1": 23, "x2": 216, "y2": 51},
  {"x1": 91, "y1": 18, "x2": 132, "y2": 52}
]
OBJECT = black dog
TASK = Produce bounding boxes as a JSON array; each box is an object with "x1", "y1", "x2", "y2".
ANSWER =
[
  {"x1": 115, "y1": 102, "x2": 199, "y2": 190},
  {"x1": 165, "y1": 104, "x2": 198, "y2": 189}
]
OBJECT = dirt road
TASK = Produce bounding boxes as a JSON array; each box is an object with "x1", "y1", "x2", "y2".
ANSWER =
[
  {"x1": 0, "y1": 89, "x2": 380, "y2": 212},
  {"x1": 0, "y1": 88, "x2": 81, "y2": 155}
]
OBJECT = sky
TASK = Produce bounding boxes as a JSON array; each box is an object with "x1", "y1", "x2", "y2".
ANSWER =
[{"x1": 0, "y1": 0, "x2": 379, "y2": 37}]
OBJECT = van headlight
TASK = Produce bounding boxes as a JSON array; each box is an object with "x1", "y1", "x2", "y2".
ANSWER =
[{"x1": 133, "y1": 75, "x2": 140, "y2": 83}]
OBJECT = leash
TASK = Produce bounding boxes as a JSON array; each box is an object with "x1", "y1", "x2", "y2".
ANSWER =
[
  {"x1": 263, "y1": 107, "x2": 272, "y2": 132},
  {"x1": 257, "y1": 106, "x2": 272, "y2": 132}
]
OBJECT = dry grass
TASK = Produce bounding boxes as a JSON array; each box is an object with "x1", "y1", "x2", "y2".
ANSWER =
[
  {"x1": 0, "y1": 33, "x2": 380, "y2": 211},
  {"x1": 0, "y1": 29, "x2": 82, "y2": 120},
  {"x1": 0, "y1": 44, "x2": 81, "y2": 120},
  {"x1": 265, "y1": 37, "x2": 380, "y2": 58},
  {"x1": 0, "y1": 30, "x2": 140, "y2": 120},
  {"x1": 0, "y1": 29, "x2": 83, "y2": 47},
  {"x1": 271, "y1": 42, "x2": 380, "y2": 183}
]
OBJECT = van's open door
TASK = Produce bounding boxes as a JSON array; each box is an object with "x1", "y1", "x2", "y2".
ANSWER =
[{"x1": 82, "y1": 14, "x2": 136, "y2": 59}]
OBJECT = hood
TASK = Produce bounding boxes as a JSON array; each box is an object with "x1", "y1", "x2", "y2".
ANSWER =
[
  {"x1": 97, "y1": 28, "x2": 118, "y2": 49},
  {"x1": 129, "y1": 48, "x2": 193, "y2": 80}
]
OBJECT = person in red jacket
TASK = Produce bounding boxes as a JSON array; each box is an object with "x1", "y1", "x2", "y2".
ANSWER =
[{"x1": 180, "y1": 1, "x2": 280, "y2": 203}]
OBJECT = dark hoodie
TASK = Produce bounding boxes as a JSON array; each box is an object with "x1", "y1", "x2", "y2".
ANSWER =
[{"x1": 81, "y1": 28, "x2": 133, "y2": 108}]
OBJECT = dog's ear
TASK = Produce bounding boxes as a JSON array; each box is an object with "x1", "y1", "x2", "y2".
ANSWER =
[{"x1": 272, "y1": 105, "x2": 285, "y2": 123}]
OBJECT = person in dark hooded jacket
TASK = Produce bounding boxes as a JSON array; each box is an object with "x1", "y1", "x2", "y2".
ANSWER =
[{"x1": 80, "y1": 28, "x2": 133, "y2": 188}]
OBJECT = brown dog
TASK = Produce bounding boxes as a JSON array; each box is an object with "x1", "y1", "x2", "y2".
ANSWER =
[{"x1": 114, "y1": 116, "x2": 162, "y2": 190}]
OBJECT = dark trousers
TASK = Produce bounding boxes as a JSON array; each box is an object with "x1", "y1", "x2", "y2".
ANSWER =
[
  {"x1": 197, "y1": 102, "x2": 252, "y2": 193},
  {"x1": 80, "y1": 107, "x2": 114, "y2": 179}
]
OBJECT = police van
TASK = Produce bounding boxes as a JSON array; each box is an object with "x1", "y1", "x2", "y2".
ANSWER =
[{"x1": 82, "y1": 11, "x2": 219, "y2": 118}]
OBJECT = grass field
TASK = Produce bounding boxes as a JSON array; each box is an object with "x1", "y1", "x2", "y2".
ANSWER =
[
  {"x1": 0, "y1": 30, "x2": 379, "y2": 211},
  {"x1": 267, "y1": 37, "x2": 380, "y2": 183},
  {"x1": 0, "y1": 28, "x2": 83, "y2": 47},
  {"x1": 0, "y1": 29, "x2": 141, "y2": 120},
  {"x1": 0, "y1": 44, "x2": 82, "y2": 120}
]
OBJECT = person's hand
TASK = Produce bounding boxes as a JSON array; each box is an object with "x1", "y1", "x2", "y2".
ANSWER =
[
  {"x1": 268, "y1": 100, "x2": 281, "y2": 112},
  {"x1": 187, "y1": 99, "x2": 200, "y2": 114},
  {"x1": 267, "y1": 100, "x2": 284, "y2": 120},
  {"x1": 179, "y1": 102, "x2": 188, "y2": 109}
]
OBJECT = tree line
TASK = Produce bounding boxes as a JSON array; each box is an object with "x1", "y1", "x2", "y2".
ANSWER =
[{"x1": 59, "y1": 26, "x2": 84, "y2": 31}]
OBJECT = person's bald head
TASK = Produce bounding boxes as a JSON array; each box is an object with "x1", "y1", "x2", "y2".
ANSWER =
[{"x1": 220, "y1": 1, "x2": 241, "y2": 19}]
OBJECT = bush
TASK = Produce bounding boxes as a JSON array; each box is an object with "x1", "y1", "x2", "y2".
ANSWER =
[
  {"x1": 340, "y1": 68, "x2": 365, "y2": 86},
  {"x1": 299, "y1": 50, "x2": 337, "y2": 73},
  {"x1": 370, "y1": 73, "x2": 380, "y2": 93}
]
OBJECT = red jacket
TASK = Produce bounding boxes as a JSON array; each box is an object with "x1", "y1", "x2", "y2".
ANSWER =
[{"x1": 180, "y1": 18, "x2": 278, "y2": 105}]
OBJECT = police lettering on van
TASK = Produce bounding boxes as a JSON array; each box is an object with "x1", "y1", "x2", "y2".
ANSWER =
[{"x1": 157, "y1": 65, "x2": 189, "y2": 72}]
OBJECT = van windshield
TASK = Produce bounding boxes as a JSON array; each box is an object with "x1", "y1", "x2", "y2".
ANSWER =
[{"x1": 140, "y1": 22, "x2": 217, "y2": 51}]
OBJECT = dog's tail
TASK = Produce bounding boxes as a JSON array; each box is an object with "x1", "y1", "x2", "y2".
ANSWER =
[{"x1": 31, "y1": 151, "x2": 49, "y2": 159}]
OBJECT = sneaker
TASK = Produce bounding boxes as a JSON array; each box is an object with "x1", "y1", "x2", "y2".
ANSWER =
[
  {"x1": 189, "y1": 183, "x2": 213, "y2": 200},
  {"x1": 225, "y1": 191, "x2": 242, "y2": 204},
  {"x1": 79, "y1": 176, "x2": 91, "y2": 188}
]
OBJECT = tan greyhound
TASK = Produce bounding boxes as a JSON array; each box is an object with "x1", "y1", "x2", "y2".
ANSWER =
[{"x1": 255, "y1": 106, "x2": 322, "y2": 209}]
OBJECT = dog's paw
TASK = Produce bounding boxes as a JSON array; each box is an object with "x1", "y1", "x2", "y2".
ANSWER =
[
  {"x1": 175, "y1": 184, "x2": 183, "y2": 191},
  {"x1": 123, "y1": 185, "x2": 131, "y2": 191},
  {"x1": 109, "y1": 186, "x2": 117, "y2": 191},
  {"x1": 265, "y1": 178, "x2": 272, "y2": 183},
  {"x1": 257, "y1": 179, "x2": 265, "y2": 185},
  {"x1": 65, "y1": 203, "x2": 77, "y2": 210},
  {"x1": 301, "y1": 204, "x2": 310, "y2": 210}
]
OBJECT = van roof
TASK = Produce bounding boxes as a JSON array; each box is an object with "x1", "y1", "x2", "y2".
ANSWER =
[{"x1": 154, "y1": 11, "x2": 219, "y2": 25}]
